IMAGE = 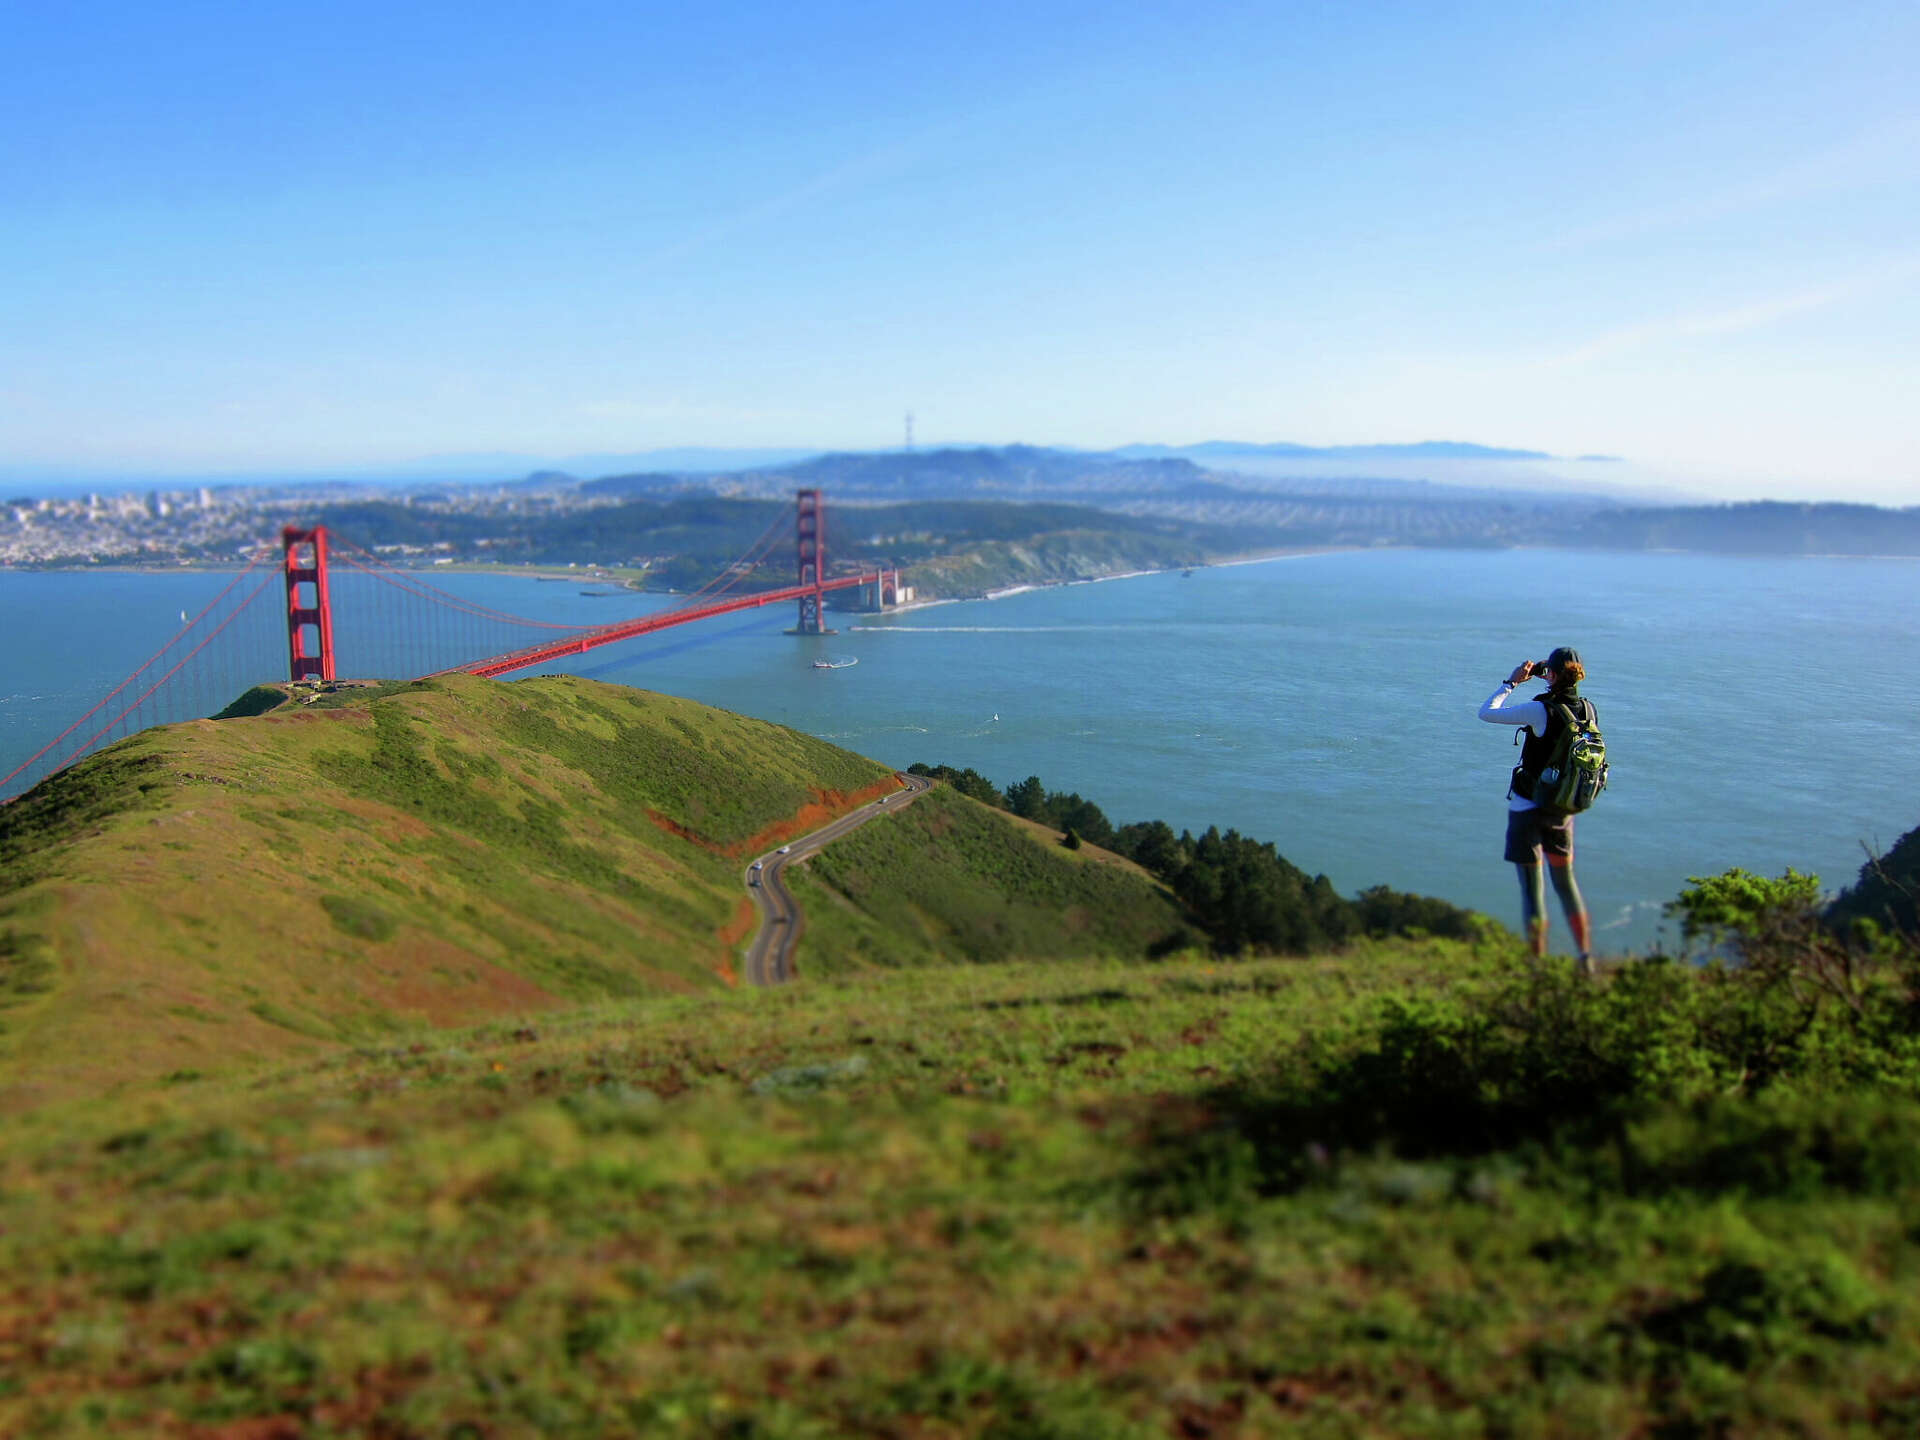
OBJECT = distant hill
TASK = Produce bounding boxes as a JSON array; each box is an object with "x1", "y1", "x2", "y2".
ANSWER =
[
  {"x1": 1110, "y1": 440, "x2": 1556, "y2": 462},
  {"x1": 584, "y1": 445, "x2": 1217, "y2": 500},
  {"x1": 0, "y1": 675, "x2": 1183, "y2": 1106},
  {"x1": 301, "y1": 494, "x2": 1255, "y2": 597}
]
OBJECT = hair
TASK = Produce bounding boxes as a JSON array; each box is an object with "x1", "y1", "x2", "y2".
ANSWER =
[{"x1": 1552, "y1": 658, "x2": 1585, "y2": 689}]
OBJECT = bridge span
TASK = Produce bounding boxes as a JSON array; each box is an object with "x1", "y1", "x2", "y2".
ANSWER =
[{"x1": 451, "y1": 569, "x2": 901, "y2": 679}]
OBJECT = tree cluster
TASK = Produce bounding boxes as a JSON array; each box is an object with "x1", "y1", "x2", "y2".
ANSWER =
[
  {"x1": 907, "y1": 764, "x2": 1476, "y2": 954},
  {"x1": 1829, "y1": 821, "x2": 1920, "y2": 939}
]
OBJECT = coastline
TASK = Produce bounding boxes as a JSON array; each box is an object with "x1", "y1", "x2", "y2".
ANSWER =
[{"x1": 957, "y1": 545, "x2": 1354, "y2": 603}]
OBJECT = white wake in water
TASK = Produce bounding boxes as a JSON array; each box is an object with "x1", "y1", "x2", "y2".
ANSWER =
[{"x1": 849, "y1": 625, "x2": 1123, "y2": 634}]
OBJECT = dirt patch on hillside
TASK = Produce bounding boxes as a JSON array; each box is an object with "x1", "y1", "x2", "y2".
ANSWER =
[
  {"x1": 332, "y1": 794, "x2": 436, "y2": 840},
  {"x1": 364, "y1": 934, "x2": 558, "y2": 1025},
  {"x1": 716, "y1": 896, "x2": 756, "y2": 947},
  {"x1": 646, "y1": 810, "x2": 723, "y2": 853},
  {"x1": 644, "y1": 775, "x2": 904, "y2": 858},
  {"x1": 729, "y1": 776, "x2": 903, "y2": 857},
  {"x1": 714, "y1": 897, "x2": 753, "y2": 988}
]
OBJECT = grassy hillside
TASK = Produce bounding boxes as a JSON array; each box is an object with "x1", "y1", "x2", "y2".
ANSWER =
[
  {"x1": 0, "y1": 674, "x2": 902, "y2": 1107},
  {"x1": 789, "y1": 786, "x2": 1191, "y2": 974},
  {"x1": 4, "y1": 940, "x2": 1918, "y2": 1438},
  {"x1": 10, "y1": 669, "x2": 1914, "y2": 1433}
]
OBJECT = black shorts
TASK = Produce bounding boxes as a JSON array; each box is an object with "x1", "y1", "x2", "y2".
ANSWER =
[{"x1": 1504, "y1": 806, "x2": 1574, "y2": 865}]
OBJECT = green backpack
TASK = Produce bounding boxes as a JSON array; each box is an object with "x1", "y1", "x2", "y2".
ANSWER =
[{"x1": 1533, "y1": 699, "x2": 1609, "y2": 815}]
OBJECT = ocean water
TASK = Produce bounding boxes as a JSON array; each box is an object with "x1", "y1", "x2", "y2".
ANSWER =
[{"x1": 4, "y1": 549, "x2": 1917, "y2": 953}]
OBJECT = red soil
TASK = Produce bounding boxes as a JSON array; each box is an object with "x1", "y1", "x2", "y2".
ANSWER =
[
  {"x1": 363, "y1": 933, "x2": 557, "y2": 1026},
  {"x1": 645, "y1": 775, "x2": 904, "y2": 859},
  {"x1": 712, "y1": 896, "x2": 757, "y2": 988}
]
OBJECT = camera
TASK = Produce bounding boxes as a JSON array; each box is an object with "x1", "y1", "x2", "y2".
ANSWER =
[{"x1": 1529, "y1": 660, "x2": 1551, "y2": 674}]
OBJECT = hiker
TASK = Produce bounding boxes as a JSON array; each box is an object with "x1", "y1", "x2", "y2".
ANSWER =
[{"x1": 1479, "y1": 646, "x2": 1596, "y2": 973}]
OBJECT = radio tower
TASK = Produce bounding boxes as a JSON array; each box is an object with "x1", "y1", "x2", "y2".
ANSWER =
[{"x1": 904, "y1": 411, "x2": 915, "y2": 453}]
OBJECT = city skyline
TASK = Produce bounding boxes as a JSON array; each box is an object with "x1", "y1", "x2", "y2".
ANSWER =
[{"x1": 5, "y1": 2, "x2": 1917, "y2": 502}]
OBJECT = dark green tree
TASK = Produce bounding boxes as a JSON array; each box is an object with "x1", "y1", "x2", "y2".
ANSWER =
[
  {"x1": 1005, "y1": 775, "x2": 1050, "y2": 822},
  {"x1": 1830, "y1": 823, "x2": 1920, "y2": 937},
  {"x1": 1049, "y1": 792, "x2": 1114, "y2": 848},
  {"x1": 908, "y1": 763, "x2": 1004, "y2": 808},
  {"x1": 1114, "y1": 820, "x2": 1184, "y2": 876}
]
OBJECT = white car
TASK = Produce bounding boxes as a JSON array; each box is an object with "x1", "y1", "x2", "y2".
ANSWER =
[
  {"x1": 751, "y1": 860, "x2": 763, "y2": 871},
  {"x1": 778, "y1": 845, "x2": 791, "y2": 854}
]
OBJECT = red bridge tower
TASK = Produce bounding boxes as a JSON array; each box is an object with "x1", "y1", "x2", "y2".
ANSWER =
[
  {"x1": 281, "y1": 525, "x2": 337, "y2": 682},
  {"x1": 792, "y1": 488, "x2": 829, "y2": 634}
]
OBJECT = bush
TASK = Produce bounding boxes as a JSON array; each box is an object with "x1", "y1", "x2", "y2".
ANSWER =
[
  {"x1": 1126, "y1": 868, "x2": 1920, "y2": 1209},
  {"x1": 1288, "y1": 872, "x2": 1920, "y2": 1151}
]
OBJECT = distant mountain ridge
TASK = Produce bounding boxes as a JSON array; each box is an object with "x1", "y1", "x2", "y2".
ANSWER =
[
  {"x1": 0, "y1": 439, "x2": 1569, "y2": 495},
  {"x1": 1108, "y1": 440, "x2": 1557, "y2": 462}
]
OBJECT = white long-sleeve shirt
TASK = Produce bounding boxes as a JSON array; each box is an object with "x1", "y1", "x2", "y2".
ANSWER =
[{"x1": 1479, "y1": 683, "x2": 1550, "y2": 812}]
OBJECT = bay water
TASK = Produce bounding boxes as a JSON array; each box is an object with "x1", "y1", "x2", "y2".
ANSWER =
[{"x1": 4, "y1": 548, "x2": 1917, "y2": 954}]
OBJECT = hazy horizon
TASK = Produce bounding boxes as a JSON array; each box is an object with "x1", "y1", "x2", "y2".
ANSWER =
[{"x1": 1, "y1": 442, "x2": 1892, "y2": 511}]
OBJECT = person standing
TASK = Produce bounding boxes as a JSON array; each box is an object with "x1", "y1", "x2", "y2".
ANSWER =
[{"x1": 1478, "y1": 646, "x2": 1596, "y2": 973}]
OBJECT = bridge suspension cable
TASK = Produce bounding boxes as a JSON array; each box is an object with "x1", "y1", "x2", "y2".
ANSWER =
[
  {"x1": 652, "y1": 506, "x2": 793, "y2": 614},
  {"x1": 0, "y1": 547, "x2": 283, "y2": 801},
  {"x1": 326, "y1": 539, "x2": 600, "y2": 632}
]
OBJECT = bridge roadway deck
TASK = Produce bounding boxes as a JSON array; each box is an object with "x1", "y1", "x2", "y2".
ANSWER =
[
  {"x1": 742, "y1": 772, "x2": 935, "y2": 985},
  {"x1": 448, "y1": 571, "x2": 892, "y2": 680}
]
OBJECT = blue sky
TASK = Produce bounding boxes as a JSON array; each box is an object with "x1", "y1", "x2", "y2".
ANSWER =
[{"x1": 3, "y1": 1, "x2": 1916, "y2": 498}]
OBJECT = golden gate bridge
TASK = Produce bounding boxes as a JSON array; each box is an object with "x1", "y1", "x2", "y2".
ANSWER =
[{"x1": 2, "y1": 489, "x2": 901, "y2": 803}]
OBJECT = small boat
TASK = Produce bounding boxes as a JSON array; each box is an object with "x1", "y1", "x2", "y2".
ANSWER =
[{"x1": 812, "y1": 657, "x2": 858, "y2": 670}]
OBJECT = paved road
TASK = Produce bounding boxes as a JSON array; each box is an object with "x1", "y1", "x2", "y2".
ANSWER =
[{"x1": 741, "y1": 771, "x2": 934, "y2": 985}]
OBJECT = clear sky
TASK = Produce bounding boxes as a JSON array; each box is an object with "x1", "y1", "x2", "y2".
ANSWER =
[{"x1": 4, "y1": 1, "x2": 1917, "y2": 499}]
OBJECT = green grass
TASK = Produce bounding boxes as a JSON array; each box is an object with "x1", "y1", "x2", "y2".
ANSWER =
[
  {"x1": 3, "y1": 944, "x2": 1917, "y2": 1437},
  {"x1": 210, "y1": 684, "x2": 288, "y2": 720},
  {"x1": 790, "y1": 787, "x2": 1192, "y2": 974}
]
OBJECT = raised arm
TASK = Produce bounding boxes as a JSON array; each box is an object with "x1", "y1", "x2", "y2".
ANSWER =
[{"x1": 1478, "y1": 680, "x2": 1548, "y2": 734}]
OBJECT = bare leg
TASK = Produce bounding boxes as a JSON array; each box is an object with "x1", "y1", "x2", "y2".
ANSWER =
[
  {"x1": 1515, "y1": 862, "x2": 1548, "y2": 957},
  {"x1": 1547, "y1": 855, "x2": 1593, "y2": 973}
]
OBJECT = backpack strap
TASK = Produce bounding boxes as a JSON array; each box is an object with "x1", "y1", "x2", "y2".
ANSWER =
[{"x1": 1551, "y1": 698, "x2": 1595, "y2": 732}]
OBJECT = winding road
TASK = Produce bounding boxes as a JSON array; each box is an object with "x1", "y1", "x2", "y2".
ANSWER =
[{"x1": 741, "y1": 771, "x2": 935, "y2": 985}]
